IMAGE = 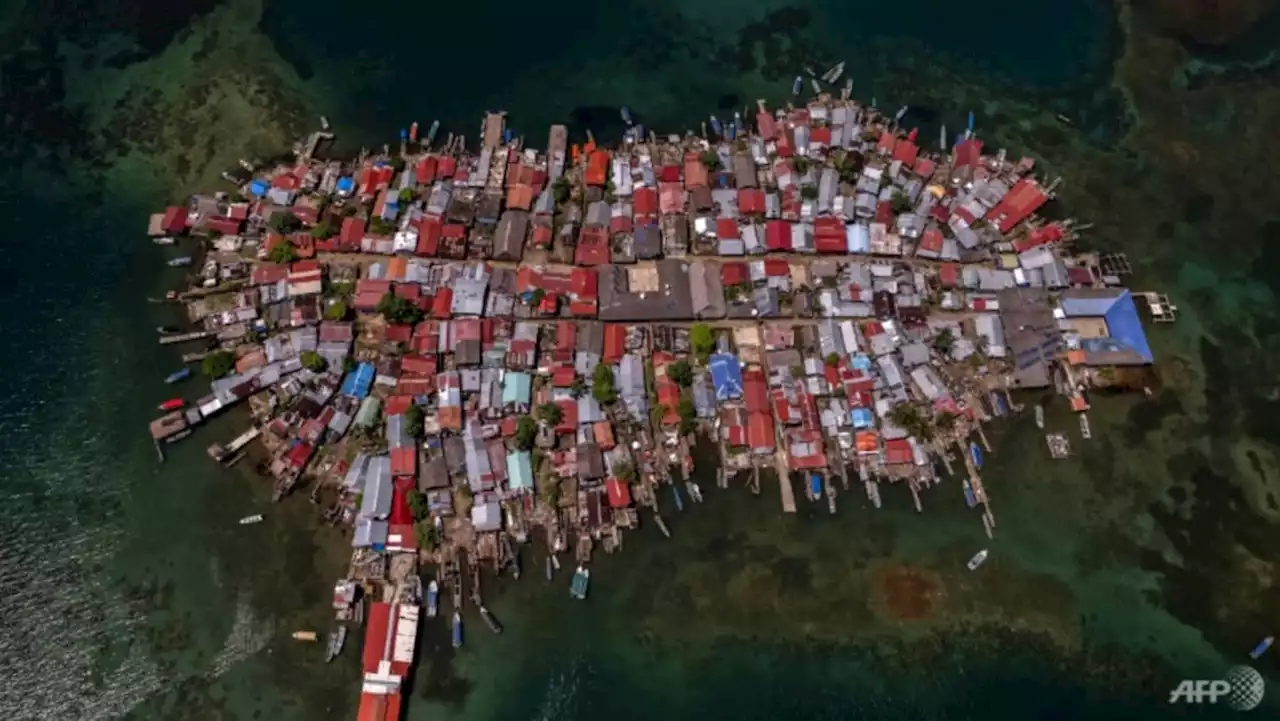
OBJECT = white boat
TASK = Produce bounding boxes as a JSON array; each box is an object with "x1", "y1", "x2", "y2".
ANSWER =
[
  {"x1": 425, "y1": 580, "x2": 439, "y2": 618},
  {"x1": 570, "y1": 566, "x2": 590, "y2": 600},
  {"x1": 239, "y1": 514, "x2": 264, "y2": 525},
  {"x1": 153, "y1": 237, "x2": 175, "y2": 246},
  {"x1": 1034, "y1": 405, "x2": 1045, "y2": 429},
  {"x1": 1079, "y1": 414, "x2": 1092, "y2": 440},
  {"x1": 967, "y1": 549, "x2": 989, "y2": 571},
  {"x1": 687, "y1": 482, "x2": 703, "y2": 503}
]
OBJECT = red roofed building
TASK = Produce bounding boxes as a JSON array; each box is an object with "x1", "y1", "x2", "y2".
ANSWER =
[
  {"x1": 341, "y1": 217, "x2": 366, "y2": 247},
  {"x1": 748, "y1": 413, "x2": 775, "y2": 453},
  {"x1": 286, "y1": 441, "x2": 314, "y2": 470},
  {"x1": 400, "y1": 354, "x2": 435, "y2": 376},
  {"x1": 606, "y1": 479, "x2": 632, "y2": 508},
  {"x1": 986, "y1": 178, "x2": 1049, "y2": 233},
  {"x1": 756, "y1": 110, "x2": 777, "y2": 139},
  {"x1": 684, "y1": 152, "x2": 709, "y2": 188},
  {"x1": 657, "y1": 380, "x2": 680, "y2": 426},
  {"x1": 575, "y1": 227, "x2": 609, "y2": 266},
  {"x1": 743, "y1": 369, "x2": 769, "y2": 413},
  {"x1": 356, "y1": 691, "x2": 402, "y2": 721},
  {"x1": 918, "y1": 228, "x2": 944, "y2": 256},
  {"x1": 775, "y1": 128, "x2": 795, "y2": 158},
  {"x1": 390, "y1": 446, "x2": 417, "y2": 477},
  {"x1": 809, "y1": 126, "x2": 832, "y2": 147},
  {"x1": 436, "y1": 155, "x2": 457, "y2": 178},
  {"x1": 586, "y1": 150, "x2": 610, "y2": 187},
  {"x1": 531, "y1": 224, "x2": 553, "y2": 249},
  {"x1": 385, "y1": 324, "x2": 413, "y2": 344},
  {"x1": 555, "y1": 399, "x2": 578, "y2": 434},
  {"x1": 954, "y1": 138, "x2": 984, "y2": 168},
  {"x1": 659, "y1": 182, "x2": 685, "y2": 215},
  {"x1": 716, "y1": 218, "x2": 740, "y2": 240},
  {"x1": 914, "y1": 157, "x2": 937, "y2": 179},
  {"x1": 416, "y1": 155, "x2": 438, "y2": 185},
  {"x1": 1014, "y1": 222, "x2": 1065, "y2": 253},
  {"x1": 765, "y1": 220, "x2": 791, "y2": 252},
  {"x1": 814, "y1": 216, "x2": 845, "y2": 253},
  {"x1": 415, "y1": 219, "x2": 441, "y2": 256},
  {"x1": 721, "y1": 261, "x2": 748, "y2": 286},
  {"x1": 892, "y1": 140, "x2": 919, "y2": 166},
  {"x1": 877, "y1": 131, "x2": 897, "y2": 155},
  {"x1": 884, "y1": 438, "x2": 914, "y2": 465},
  {"x1": 207, "y1": 215, "x2": 242, "y2": 236},
  {"x1": 608, "y1": 214, "x2": 632, "y2": 236},
  {"x1": 875, "y1": 201, "x2": 895, "y2": 225},
  {"x1": 431, "y1": 287, "x2": 453, "y2": 319},
  {"x1": 633, "y1": 187, "x2": 658, "y2": 221},
  {"x1": 556, "y1": 321, "x2": 576, "y2": 352},
  {"x1": 763, "y1": 258, "x2": 789, "y2": 277},
  {"x1": 602, "y1": 324, "x2": 627, "y2": 363},
  {"x1": 160, "y1": 206, "x2": 187, "y2": 234},
  {"x1": 939, "y1": 263, "x2": 960, "y2": 288},
  {"x1": 738, "y1": 188, "x2": 766, "y2": 216},
  {"x1": 251, "y1": 263, "x2": 289, "y2": 286}
]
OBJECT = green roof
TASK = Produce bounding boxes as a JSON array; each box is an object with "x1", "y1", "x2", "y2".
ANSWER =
[
  {"x1": 354, "y1": 395, "x2": 382, "y2": 427},
  {"x1": 502, "y1": 371, "x2": 532, "y2": 405}
]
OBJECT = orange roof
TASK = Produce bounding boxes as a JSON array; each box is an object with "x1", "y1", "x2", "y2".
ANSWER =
[
  {"x1": 1070, "y1": 394, "x2": 1090, "y2": 411},
  {"x1": 386, "y1": 255, "x2": 408, "y2": 281},
  {"x1": 586, "y1": 150, "x2": 610, "y2": 187},
  {"x1": 855, "y1": 431, "x2": 879, "y2": 453},
  {"x1": 1066, "y1": 350, "x2": 1087, "y2": 366},
  {"x1": 506, "y1": 184, "x2": 536, "y2": 210}
]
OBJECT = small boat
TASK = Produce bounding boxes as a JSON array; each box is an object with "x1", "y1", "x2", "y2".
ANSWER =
[
  {"x1": 687, "y1": 482, "x2": 703, "y2": 503},
  {"x1": 1249, "y1": 636, "x2": 1273, "y2": 660},
  {"x1": 620, "y1": 106, "x2": 633, "y2": 126},
  {"x1": 156, "y1": 325, "x2": 182, "y2": 334},
  {"x1": 292, "y1": 630, "x2": 318, "y2": 642},
  {"x1": 158, "y1": 398, "x2": 184, "y2": 411},
  {"x1": 962, "y1": 480, "x2": 978, "y2": 508},
  {"x1": 708, "y1": 115, "x2": 723, "y2": 137},
  {"x1": 426, "y1": 120, "x2": 440, "y2": 146},
  {"x1": 325, "y1": 626, "x2": 347, "y2": 662},
  {"x1": 969, "y1": 442, "x2": 983, "y2": 469},
  {"x1": 320, "y1": 115, "x2": 330, "y2": 130},
  {"x1": 400, "y1": 127, "x2": 408, "y2": 141},
  {"x1": 865, "y1": 479, "x2": 882, "y2": 509},
  {"x1": 967, "y1": 110, "x2": 975, "y2": 132},
  {"x1": 895, "y1": 105, "x2": 909, "y2": 123},
  {"x1": 672, "y1": 483, "x2": 684, "y2": 512},
  {"x1": 426, "y1": 580, "x2": 439, "y2": 618},
  {"x1": 570, "y1": 566, "x2": 590, "y2": 600},
  {"x1": 153, "y1": 237, "x2": 175, "y2": 246},
  {"x1": 967, "y1": 549, "x2": 989, "y2": 571},
  {"x1": 167, "y1": 256, "x2": 193, "y2": 267},
  {"x1": 409, "y1": 121, "x2": 419, "y2": 142},
  {"x1": 1035, "y1": 404, "x2": 1045, "y2": 429},
  {"x1": 1056, "y1": 114, "x2": 1072, "y2": 126},
  {"x1": 545, "y1": 556, "x2": 553, "y2": 582},
  {"x1": 1079, "y1": 414, "x2": 1092, "y2": 440},
  {"x1": 809, "y1": 474, "x2": 822, "y2": 501},
  {"x1": 239, "y1": 514, "x2": 264, "y2": 525},
  {"x1": 165, "y1": 367, "x2": 191, "y2": 384},
  {"x1": 792, "y1": 76, "x2": 803, "y2": 96},
  {"x1": 550, "y1": 553, "x2": 561, "y2": 571},
  {"x1": 479, "y1": 605, "x2": 503, "y2": 634},
  {"x1": 451, "y1": 612, "x2": 463, "y2": 648},
  {"x1": 823, "y1": 61, "x2": 846, "y2": 84}
]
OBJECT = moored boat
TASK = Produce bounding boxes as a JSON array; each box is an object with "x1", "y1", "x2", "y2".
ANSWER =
[
  {"x1": 708, "y1": 115, "x2": 722, "y2": 137},
  {"x1": 292, "y1": 630, "x2": 318, "y2": 642},
  {"x1": 969, "y1": 442, "x2": 983, "y2": 469},
  {"x1": 158, "y1": 398, "x2": 184, "y2": 411},
  {"x1": 1250, "y1": 636, "x2": 1273, "y2": 660},
  {"x1": 545, "y1": 556, "x2": 553, "y2": 582},
  {"x1": 239, "y1": 514, "x2": 264, "y2": 525},
  {"x1": 792, "y1": 76, "x2": 803, "y2": 95},
  {"x1": 479, "y1": 605, "x2": 503, "y2": 634},
  {"x1": 1079, "y1": 413, "x2": 1092, "y2": 440},
  {"x1": 962, "y1": 480, "x2": 978, "y2": 508},
  {"x1": 451, "y1": 612, "x2": 463, "y2": 648},
  {"x1": 153, "y1": 237, "x2": 175, "y2": 246},
  {"x1": 167, "y1": 256, "x2": 193, "y2": 267},
  {"x1": 620, "y1": 106, "x2": 633, "y2": 126},
  {"x1": 409, "y1": 121, "x2": 419, "y2": 142},
  {"x1": 1035, "y1": 404, "x2": 1045, "y2": 429},
  {"x1": 672, "y1": 483, "x2": 683, "y2": 512},
  {"x1": 165, "y1": 367, "x2": 191, "y2": 384},
  {"x1": 156, "y1": 325, "x2": 182, "y2": 334},
  {"x1": 426, "y1": 580, "x2": 439, "y2": 618},
  {"x1": 570, "y1": 565, "x2": 590, "y2": 600},
  {"x1": 324, "y1": 626, "x2": 347, "y2": 662},
  {"x1": 967, "y1": 549, "x2": 989, "y2": 571},
  {"x1": 687, "y1": 482, "x2": 703, "y2": 503}
]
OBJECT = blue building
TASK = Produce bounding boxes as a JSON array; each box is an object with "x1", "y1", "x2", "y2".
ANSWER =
[
  {"x1": 709, "y1": 354, "x2": 744, "y2": 400},
  {"x1": 1059, "y1": 288, "x2": 1153, "y2": 366}
]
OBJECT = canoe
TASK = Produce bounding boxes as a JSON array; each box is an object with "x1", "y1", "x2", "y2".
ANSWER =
[
  {"x1": 158, "y1": 398, "x2": 184, "y2": 411},
  {"x1": 164, "y1": 368, "x2": 191, "y2": 384}
]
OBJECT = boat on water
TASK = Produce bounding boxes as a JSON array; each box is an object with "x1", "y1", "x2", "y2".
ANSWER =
[
  {"x1": 809, "y1": 474, "x2": 822, "y2": 501},
  {"x1": 672, "y1": 483, "x2": 684, "y2": 512},
  {"x1": 426, "y1": 580, "x2": 439, "y2": 618},
  {"x1": 153, "y1": 237, "x2": 175, "y2": 246},
  {"x1": 292, "y1": 630, "x2": 318, "y2": 642},
  {"x1": 1079, "y1": 414, "x2": 1092, "y2": 440},
  {"x1": 1250, "y1": 636, "x2": 1273, "y2": 660},
  {"x1": 550, "y1": 553, "x2": 561, "y2": 571},
  {"x1": 620, "y1": 106, "x2": 633, "y2": 126},
  {"x1": 451, "y1": 612, "x2": 463, "y2": 648},
  {"x1": 792, "y1": 76, "x2": 803, "y2": 96},
  {"x1": 708, "y1": 115, "x2": 723, "y2": 136},
  {"x1": 324, "y1": 626, "x2": 347, "y2": 663},
  {"x1": 970, "y1": 442, "x2": 984, "y2": 470},
  {"x1": 158, "y1": 398, "x2": 184, "y2": 411},
  {"x1": 167, "y1": 256, "x2": 193, "y2": 267},
  {"x1": 865, "y1": 479, "x2": 882, "y2": 509},
  {"x1": 895, "y1": 105, "x2": 910, "y2": 122},
  {"x1": 570, "y1": 566, "x2": 590, "y2": 600},
  {"x1": 967, "y1": 549, "x2": 989, "y2": 571},
  {"x1": 962, "y1": 480, "x2": 978, "y2": 508},
  {"x1": 156, "y1": 325, "x2": 183, "y2": 334},
  {"x1": 239, "y1": 514, "x2": 264, "y2": 525},
  {"x1": 165, "y1": 367, "x2": 192, "y2": 384},
  {"x1": 1035, "y1": 404, "x2": 1045, "y2": 429},
  {"x1": 426, "y1": 120, "x2": 440, "y2": 146},
  {"x1": 409, "y1": 121, "x2": 419, "y2": 142},
  {"x1": 545, "y1": 556, "x2": 553, "y2": 582},
  {"x1": 479, "y1": 605, "x2": 503, "y2": 634},
  {"x1": 687, "y1": 482, "x2": 703, "y2": 503}
]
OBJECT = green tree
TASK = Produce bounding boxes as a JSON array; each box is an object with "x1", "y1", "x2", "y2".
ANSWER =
[
  {"x1": 342, "y1": 356, "x2": 358, "y2": 373},
  {"x1": 268, "y1": 241, "x2": 299, "y2": 264},
  {"x1": 398, "y1": 188, "x2": 416, "y2": 206},
  {"x1": 888, "y1": 403, "x2": 934, "y2": 441},
  {"x1": 690, "y1": 323, "x2": 715, "y2": 360},
  {"x1": 268, "y1": 212, "x2": 302, "y2": 235},
  {"x1": 324, "y1": 300, "x2": 348, "y2": 321},
  {"x1": 515, "y1": 416, "x2": 538, "y2": 450},
  {"x1": 825, "y1": 352, "x2": 842, "y2": 367},
  {"x1": 202, "y1": 350, "x2": 235, "y2": 379},
  {"x1": 800, "y1": 185, "x2": 819, "y2": 200},
  {"x1": 376, "y1": 291, "x2": 424, "y2": 325},
  {"x1": 890, "y1": 190, "x2": 912, "y2": 214},
  {"x1": 369, "y1": 216, "x2": 398, "y2": 235},
  {"x1": 592, "y1": 363, "x2": 617, "y2": 405},
  {"x1": 407, "y1": 489, "x2": 428, "y2": 522},
  {"x1": 935, "y1": 410, "x2": 959, "y2": 433},
  {"x1": 552, "y1": 177, "x2": 571, "y2": 204},
  {"x1": 537, "y1": 402, "x2": 563, "y2": 426},
  {"x1": 539, "y1": 475, "x2": 561, "y2": 508},
  {"x1": 403, "y1": 404, "x2": 425, "y2": 438},
  {"x1": 529, "y1": 288, "x2": 546, "y2": 307},
  {"x1": 677, "y1": 396, "x2": 697, "y2": 435},
  {"x1": 299, "y1": 350, "x2": 327, "y2": 372},
  {"x1": 668, "y1": 359, "x2": 693, "y2": 388},
  {"x1": 311, "y1": 218, "x2": 337, "y2": 239},
  {"x1": 790, "y1": 364, "x2": 805, "y2": 379},
  {"x1": 699, "y1": 150, "x2": 722, "y2": 171},
  {"x1": 613, "y1": 461, "x2": 638, "y2": 483},
  {"x1": 792, "y1": 156, "x2": 811, "y2": 175},
  {"x1": 650, "y1": 403, "x2": 668, "y2": 429},
  {"x1": 932, "y1": 327, "x2": 956, "y2": 355}
]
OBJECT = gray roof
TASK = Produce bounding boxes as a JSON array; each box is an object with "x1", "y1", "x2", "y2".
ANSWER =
[
  {"x1": 598, "y1": 261, "x2": 695, "y2": 321},
  {"x1": 360, "y1": 456, "x2": 393, "y2": 518},
  {"x1": 493, "y1": 210, "x2": 529, "y2": 261},
  {"x1": 998, "y1": 287, "x2": 1063, "y2": 388}
]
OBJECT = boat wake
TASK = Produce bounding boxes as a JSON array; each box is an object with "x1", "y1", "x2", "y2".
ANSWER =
[
  {"x1": 205, "y1": 592, "x2": 274, "y2": 680},
  {"x1": 530, "y1": 657, "x2": 586, "y2": 721}
]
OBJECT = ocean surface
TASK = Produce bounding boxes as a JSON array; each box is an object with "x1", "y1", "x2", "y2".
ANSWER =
[{"x1": 1, "y1": 0, "x2": 1278, "y2": 719}]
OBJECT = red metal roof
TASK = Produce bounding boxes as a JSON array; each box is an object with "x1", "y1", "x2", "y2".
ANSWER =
[
  {"x1": 721, "y1": 262, "x2": 748, "y2": 286},
  {"x1": 809, "y1": 126, "x2": 832, "y2": 146},
  {"x1": 633, "y1": 187, "x2": 658, "y2": 217},
  {"x1": 586, "y1": 150, "x2": 610, "y2": 187},
  {"x1": 555, "y1": 399, "x2": 578, "y2": 433},
  {"x1": 738, "y1": 188, "x2": 766, "y2": 216},
  {"x1": 748, "y1": 413, "x2": 775, "y2": 451},
  {"x1": 207, "y1": 216, "x2": 242, "y2": 236},
  {"x1": 606, "y1": 479, "x2": 632, "y2": 508},
  {"x1": 160, "y1": 206, "x2": 186, "y2": 233},
  {"x1": 919, "y1": 228, "x2": 944, "y2": 253},
  {"x1": 986, "y1": 178, "x2": 1049, "y2": 233},
  {"x1": 892, "y1": 140, "x2": 919, "y2": 166},
  {"x1": 390, "y1": 447, "x2": 417, "y2": 477},
  {"x1": 765, "y1": 220, "x2": 791, "y2": 251},
  {"x1": 743, "y1": 369, "x2": 769, "y2": 413},
  {"x1": 431, "y1": 288, "x2": 453, "y2": 319},
  {"x1": 684, "y1": 153, "x2": 709, "y2": 188},
  {"x1": 756, "y1": 110, "x2": 777, "y2": 139},
  {"x1": 939, "y1": 263, "x2": 960, "y2": 287},
  {"x1": 341, "y1": 217, "x2": 366, "y2": 245},
  {"x1": 602, "y1": 324, "x2": 627, "y2": 363},
  {"x1": 884, "y1": 438, "x2": 914, "y2": 465},
  {"x1": 716, "y1": 218, "x2": 739, "y2": 240},
  {"x1": 416, "y1": 155, "x2": 438, "y2": 184},
  {"x1": 385, "y1": 324, "x2": 413, "y2": 343},
  {"x1": 362, "y1": 602, "x2": 392, "y2": 672},
  {"x1": 286, "y1": 442, "x2": 314, "y2": 469},
  {"x1": 416, "y1": 219, "x2": 441, "y2": 256},
  {"x1": 764, "y1": 258, "x2": 789, "y2": 277},
  {"x1": 575, "y1": 230, "x2": 608, "y2": 266},
  {"x1": 955, "y1": 138, "x2": 984, "y2": 168}
]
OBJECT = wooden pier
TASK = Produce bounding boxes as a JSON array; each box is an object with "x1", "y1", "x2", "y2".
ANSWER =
[{"x1": 158, "y1": 330, "x2": 215, "y2": 345}]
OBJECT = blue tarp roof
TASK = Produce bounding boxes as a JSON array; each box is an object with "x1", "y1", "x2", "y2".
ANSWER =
[
  {"x1": 1065, "y1": 290, "x2": 1153, "y2": 364},
  {"x1": 336, "y1": 177, "x2": 354, "y2": 192},
  {"x1": 851, "y1": 355, "x2": 873, "y2": 371},
  {"x1": 709, "y1": 354, "x2": 744, "y2": 400},
  {"x1": 341, "y1": 362, "x2": 376, "y2": 399},
  {"x1": 850, "y1": 408, "x2": 875, "y2": 429},
  {"x1": 248, "y1": 179, "x2": 269, "y2": 196},
  {"x1": 1101, "y1": 291, "x2": 1153, "y2": 362}
]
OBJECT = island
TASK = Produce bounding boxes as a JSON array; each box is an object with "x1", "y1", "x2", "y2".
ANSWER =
[{"x1": 143, "y1": 78, "x2": 1169, "y2": 721}]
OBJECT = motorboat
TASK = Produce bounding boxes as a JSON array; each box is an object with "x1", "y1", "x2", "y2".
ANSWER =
[
  {"x1": 426, "y1": 580, "x2": 439, "y2": 618},
  {"x1": 967, "y1": 549, "x2": 989, "y2": 571},
  {"x1": 324, "y1": 626, "x2": 347, "y2": 662},
  {"x1": 570, "y1": 566, "x2": 590, "y2": 600},
  {"x1": 167, "y1": 256, "x2": 193, "y2": 267},
  {"x1": 158, "y1": 398, "x2": 184, "y2": 411},
  {"x1": 239, "y1": 514, "x2": 264, "y2": 525}
]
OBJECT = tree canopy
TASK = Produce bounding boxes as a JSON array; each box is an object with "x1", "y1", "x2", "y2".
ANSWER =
[
  {"x1": 310, "y1": 218, "x2": 337, "y2": 239},
  {"x1": 299, "y1": 350, "x2": 327, "y2": 372},
  {"x1": 268, "y1": 212, "x2": 302, "y2": 235},
  {"x1": 515, "y1": 416, "x2": 538, "y2": 450},
  {"x1": 324, "y1": 300, "x2": 348, "y2": 321},
  {"x1": 403, "y1": 404, "x2": 425, "y2": 438},
  {"x1": 677, "y1": 396, "x2": 697, "y2": 435},
  {"x1": 202, "y1": 350, "x2": 235, "y2": 379},
  {"x1": 668, "y1": 359, "x2": 693, "y2": 388},
  {"x1": 376, "y1": 291, "x2": 424, "y2": 325},
  {"x1": 537, "y1": 402, "x2": 563, "y2": 426},
  {"x1": 592, "y1": 363, "x2": 617, "y2": 405},
  {"x1": 613, "y1": 461, "x2": 638, "y2": 484},
  {"x1": 890, "y1": 190, "x2": 913, "y2": 214},
  {"x1": 888, "y1": 403, "x2": 934, "y2": 441},
  {"x1": 699, "y1": 150, "x2": 722, "y2": 171},
  {"x1": 267, "y1": 241, "x2": 299, "y2": 264},
  {"x1": 932, "y1": 327, "x2": 956, "y2": 355},
  {"x1": 690, "y1": 323, "x2": 715, "y2": 360}
]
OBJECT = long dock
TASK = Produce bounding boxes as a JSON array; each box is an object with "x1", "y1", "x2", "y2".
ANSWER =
[{"x1": 159, "y1": 330, "x2": 215, "y2": 345}]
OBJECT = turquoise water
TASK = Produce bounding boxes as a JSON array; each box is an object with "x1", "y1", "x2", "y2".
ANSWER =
[{"x1": 1, "y1": 0, "x2": 1277, "y2": 719}]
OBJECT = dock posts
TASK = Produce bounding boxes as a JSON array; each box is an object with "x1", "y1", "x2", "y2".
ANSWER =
[
  {"x1": 153, "y1": 439, "x2": 165, "y2": 463},
  {"x1": 908, "y1": 479, "x2": 923, "y2": 513},
  {"x1": 933, "y1": 440, "x2": 955, "y2": 477},
  {"x1": 653, "y1": 512, "x2": 671, "y2": 539},
  {"x1": 749, "y1": 466, "x2": 761, "y2": 496},
  {"x1": 976, "y1": 423, "x2": 992, "y2": 452},
  {"x1": 982, "y1": 512, "x2": 994, "y2": 539}
]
